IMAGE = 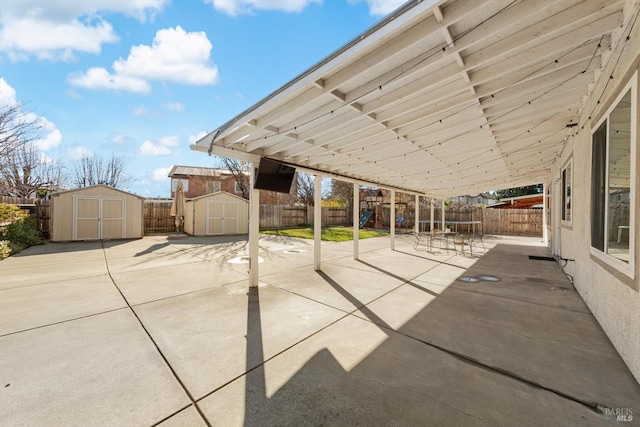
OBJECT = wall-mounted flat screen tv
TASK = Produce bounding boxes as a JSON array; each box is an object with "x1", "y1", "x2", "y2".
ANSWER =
[{"x1": 254, "y1": 158, "x2": 296, "y2": 193}]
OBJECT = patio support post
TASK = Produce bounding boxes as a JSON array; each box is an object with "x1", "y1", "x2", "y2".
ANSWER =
[
  {"x1": 542, "y1": 182, "x2": 548, "y2": 245},
  {"x1": 441, "y1": 199, "x2": 446, "y2": 231},
  {"x1": 430, "y1": 199, "x2": 434, "y2": 232},
  {"x1": 314, "y1": 175, "x2": 322, "y2": 271},
  {"x1": 248, "y1": 162, "x2": 260, "y2": 288},
  {"x1": 353, "y1": 183, "x2": 360, "y2": 260},
  {"x1": 390, "y1": 190, "x2": 396, "y2": 250},
  {"x1": 414, "y1": 195, "x2": 420, "y2": 234}
]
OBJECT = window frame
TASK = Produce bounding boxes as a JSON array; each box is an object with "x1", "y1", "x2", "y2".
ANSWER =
[
  {"x1": 561, "y1": 158, "x2": 572, "y2": 226},
  {"x1": 589, "y1": 72, "x2": 637, "y2": 279},
  {"x1": 171, "y1": 178, "x2": 189, "y2": 193}
]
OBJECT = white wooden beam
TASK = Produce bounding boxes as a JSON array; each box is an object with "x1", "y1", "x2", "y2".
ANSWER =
[
  {"x1": 314, "y1": 174, "x2": 322, "y2": 271},
  {"x1": 249, "y1": 163, "x2": 260, "y2": 288}
]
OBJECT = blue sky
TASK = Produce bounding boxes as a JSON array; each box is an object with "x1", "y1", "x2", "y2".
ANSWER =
[{"x1": 0, "y1": 0, "x2": 405, "y2": 197}]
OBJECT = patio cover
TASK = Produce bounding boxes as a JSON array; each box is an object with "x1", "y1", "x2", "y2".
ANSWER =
[{"x1": 192, "y1": 0, "x2": 627, "y2": 198}]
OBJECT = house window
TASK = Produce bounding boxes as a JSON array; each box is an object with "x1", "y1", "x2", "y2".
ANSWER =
[
  {"x1": 562, "y1": 159, "x2": 572, "y2": 224},
  {"x1": 171, "y1": 179, "x2": 188, "y2": 192},
  {"x1": 235, "y1": 182, "x2": 242, "y2": 193},
  {"x1": 590, "y1": 73, "x2": 636, "y2": 278},
  {"x1": 206, "y1": 181, "x2": 221, "y2": 193}
]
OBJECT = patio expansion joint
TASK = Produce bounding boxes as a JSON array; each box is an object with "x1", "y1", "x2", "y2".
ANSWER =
[
  {"x1": 99, "y1": 242, "x2": 213, "y2": 427},
  {"x1": 0, "y1": 306, "x2": 127, "y2": 338},
  {"x1": 0, "y1": 273, "x2": 110, "y2": 292}
]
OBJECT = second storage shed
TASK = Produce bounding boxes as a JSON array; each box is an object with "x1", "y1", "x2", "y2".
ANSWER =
[
  {"x1": 50, "y1": 184, "x2": 144, "y2": 242},
  {"x1": 184, "y1": 191, "x2": 249, "y2": 236}
]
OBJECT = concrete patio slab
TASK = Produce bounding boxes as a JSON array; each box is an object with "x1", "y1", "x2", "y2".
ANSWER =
[
  {"x1": 1, "y1": 234, "x2": 637, "y2": 426},
  {"x1": 157, "y1": 406, "x2": 208, "y2": 427},
  {"x1": 133, "y1": 281, "x2": 347, "y2": 400},
  {"x1": 261, "y1": 261, "x2": 408, "y2": 313},
  {"x1": 199, "y1": 314, "x2": 611, "y2": 427},
  {"x1": 112, "y1": 261, "x2": 248, "y2": 306},
  {"x1": 0, "y1": 309, "x2": 190, "y2": 426},
  {"x1": 0, "y1": 274, "x2": 126, "y2": 335}
]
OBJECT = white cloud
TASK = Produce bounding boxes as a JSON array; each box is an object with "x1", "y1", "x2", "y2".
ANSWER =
[
  {"x1": 133, "y1": 105, "x2": 150, "y2": 116},
  {"x1": 188, "y1": 131, "x2": 208, "y2": 144},
  {"x1": 0, "y1": 77, "x2": 17, "y2": 106},
  {"x1": 347, "y1": 0, "x2": 405, "y2": 16},
  {"x1": 0, "y1": 79, "x2": 63, "y2": 151},
  {"x1": 112, "y1": 134, "x2": 131, "y2": 145},
  {"x1": 0, "y1": 0, "x2": 168, "y2": 61},
  {"x1": 139, "y1": 135, "x2": 180, "y2": 156},
  {"x1": 68, "y1": 26, "x2": 218, "y2": 93},
  {"x1": 167, "y1": 102, "x2": 185, "y2": 112},
  {"x1": 235, "y1": 91, "x2": 244, "y2": 100},
  {"x1": 206, "y1": 0, "x2": 321, "y2": 16},
  {"x1": 67, "y1": 145, "x2": 94, "y2": 160},
  {"x1": 68, "y1": 67, "x2": 150, "y2": 93},
  {"x1": 152, "y1": 167, "x2": 172, "y2": 181}
]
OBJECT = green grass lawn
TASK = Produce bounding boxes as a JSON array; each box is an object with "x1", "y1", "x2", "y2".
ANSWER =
[{"x1": 261, "y1": 227, "x2": 389, "y2": 242}]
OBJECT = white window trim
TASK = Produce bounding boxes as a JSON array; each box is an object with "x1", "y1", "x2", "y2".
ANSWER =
[
  {"x1": 589, "y1": 71, "x2": 637, "y2": 279},
  {"x1": 561, "y1": 158, "x2": 572, "y2": 226}
]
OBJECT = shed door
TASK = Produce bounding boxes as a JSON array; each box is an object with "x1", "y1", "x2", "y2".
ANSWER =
[
  {"x1": 74, "y1": 197, "x2": 125, "y2": 240},
  {"x1": 223, "y1": 203, "x2": 239, "y2": 234},
  {"x1": 101, "y1": 198, "x2": 125, "y2": 240},
  {"x1": 75, "y1": 198, "x2": 100, "y2": 240},
  {"x1": 206, "y1": 201, "x2": 238, "y2": 235}
]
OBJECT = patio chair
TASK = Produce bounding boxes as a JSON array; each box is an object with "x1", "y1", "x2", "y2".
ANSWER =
[
  {"x1": 429, "y1": 230, "x2": 448, "y2": 253},
  {"x1": 452, "y1": 233, "x2": 473, "y2": 256},
  {"x1": 472, "y1": 230, "x2": 486, "y2": 252},
  {"x1": 413, "y1": 231, "x2": 431, "y2": 250}
]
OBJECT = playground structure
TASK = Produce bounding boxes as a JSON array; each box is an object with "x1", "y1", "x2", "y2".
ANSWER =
[{"x1": 358, "y1": 189, "x2": 414, "y2": 231}]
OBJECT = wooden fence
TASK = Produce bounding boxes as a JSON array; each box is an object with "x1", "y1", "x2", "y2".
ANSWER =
[
  {"x1": 259, "y1": 205, "x2": 351, "y2": 228},
  {"x1": 144, "y1": 200, "x2": 176, "y2": 233},
  {"x1": 411, "y1": 206, "x2": 542, "y2": 236},
  {"x1": 1, "y1": 197, "x2": 542, "y2": 237}
]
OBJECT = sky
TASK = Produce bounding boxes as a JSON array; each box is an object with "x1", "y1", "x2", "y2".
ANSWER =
[{"x1": 0, "y1": 0, "x2": 407, "y2": 198}]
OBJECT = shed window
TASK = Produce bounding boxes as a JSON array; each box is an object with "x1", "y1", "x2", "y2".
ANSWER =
[{"x1": 590, "y1": 73, "x2": 636, "y2": 278}]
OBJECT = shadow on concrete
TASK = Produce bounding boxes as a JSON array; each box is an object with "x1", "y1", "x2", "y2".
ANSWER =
[{"x1": 234, "y1": 243, "x2": 640, "y2": 425}]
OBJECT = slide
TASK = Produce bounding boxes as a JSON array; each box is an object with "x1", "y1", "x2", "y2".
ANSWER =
[{"x1": 359, "y1": 211, "x2": 373, "y2": 228}]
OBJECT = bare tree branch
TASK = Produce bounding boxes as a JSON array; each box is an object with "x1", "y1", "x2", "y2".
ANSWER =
[
  {"x1": 0, "y1": 143, "x2": 66, "y2": 197},
  {"x1": 71, "y1": 154, "x2": 131, "y2": 189},
  {"x1": 218, "y1": 156, "x2": 250, "y2": 199},
  {"x1": 0, "y1": 102, "x2": 43, "y2": 164}
]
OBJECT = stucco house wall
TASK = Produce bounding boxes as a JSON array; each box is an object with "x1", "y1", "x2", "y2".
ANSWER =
[{"x1": 547, "y1": 7, "x2": 640, "y2": 382}]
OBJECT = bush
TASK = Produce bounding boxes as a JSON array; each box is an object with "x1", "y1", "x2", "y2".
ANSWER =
[
  {"x1": 0, "y1": 204, "x2": 25, "y2": 223},
  {"x1": 0, "y1": 241, "x2": 10, "y2": 261},
  {"x1": 0, "y1": 204, "x2": 42, "y2": 258},
  {"x1": 3, "y1": 216, "x2": 42, "y2": 254}
]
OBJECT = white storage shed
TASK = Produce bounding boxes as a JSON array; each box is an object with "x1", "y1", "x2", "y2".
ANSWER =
[
  {"x1": 184, "y1": 191, "x2": 249, "y2": 236},
  {"x1": 50, "y1": 185, "x2": 144, "y2": 242}
]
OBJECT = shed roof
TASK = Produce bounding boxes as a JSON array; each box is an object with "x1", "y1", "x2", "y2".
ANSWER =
[
  {"x1": 192, "y1": 0, "x2": 629, "y2": 198},
  {"x1": 186, "y1": 191, "x2": 249, "y2": 203},
  {"x1": 50, "y1": 184, "x2": 144, "y2": 200}
]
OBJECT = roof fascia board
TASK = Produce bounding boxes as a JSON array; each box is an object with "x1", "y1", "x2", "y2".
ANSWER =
[{"x1": 194, "y1": 143, "x2": 426, "y2": 196}]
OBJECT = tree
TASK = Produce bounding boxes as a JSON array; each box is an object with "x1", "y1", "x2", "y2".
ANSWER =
[
  {"x1": 296, "y1": 172, "x2": 316, "y2": 205},
  {"x1": 71, "y1": 154, "x2": 131, "y2": 189},
  {"x1": 0, "y1": 102, "x2": 43, "y2": 165},
  {"x1": 494, "y1": 184, "x2": 543, "y2": 199},
  {"x1": 327, "y1": 179, "x2": 353, "y2": 207},
  {"x1": 218, "y1": 156, "x2": 250, "y2": 199},
  {"x1": 0, "y1": 143, "x2": 66, "y2": 197}
]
